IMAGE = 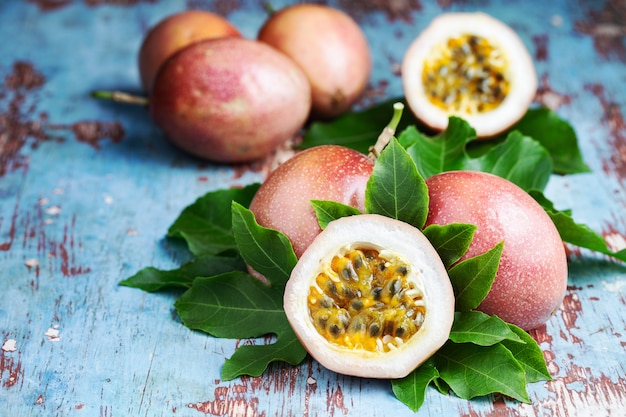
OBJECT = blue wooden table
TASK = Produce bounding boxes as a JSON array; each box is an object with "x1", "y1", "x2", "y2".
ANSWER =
[{"x1": 1, "y1": 1, "x2": 625, "y2": 416}]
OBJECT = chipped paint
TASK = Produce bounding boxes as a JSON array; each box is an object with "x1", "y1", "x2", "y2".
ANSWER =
[
  {"x1": 338, "y1": 0, "x2": 422, "y2": 22},
  {"x1": 0, "y1": 61, "x2": 125, "y2": 178},
  {"x1": 535, "y1": 73, "x2": 573, "y2": 111},
  {"x1": 585, "y1": 83, "x2": 626, "y2": 184},
  {"x1": 575, "y1": 0, "x2": 626, "y2": 62},
  {"x1": 0, "y1": 350, "x2": 23, "y2": 389},
  {"x1": 532, "y1": 34, "x2": 549, "y2": 61},
  {"x1": 1, "y1": 339, "x2": 17, "y2": 353}
]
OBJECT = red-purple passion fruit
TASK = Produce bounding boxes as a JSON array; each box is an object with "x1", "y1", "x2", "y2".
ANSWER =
[
  {"x1": 284, "y1": 214, "x2": 455, "y2": 379},
  {"x1": 138, "y1": 10, "x2": 241, "y2": 92},
  {"x1": 402, "y1": 12, "x2": 537, "y2": 138},
  {"x1": 425, "y1": 171, "x2": 568, "y2": 330},
  {"x1": 258, "y1": 4, "x2": 372, "y2": 119},
  {"x1": 149, "y1": 37, "x2": 311, "y2": 163},
  {"x1": 249, "y1": 145, "x2": 374, "y2": 258}
]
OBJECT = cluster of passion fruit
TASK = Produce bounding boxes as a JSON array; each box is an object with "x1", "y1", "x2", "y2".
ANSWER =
[
  {"x1": 137, "y1": 5, "x2": 371, "y2": 163},
  {"x1": 248, "y1": 12, "x2": 566, "y2": 379}
]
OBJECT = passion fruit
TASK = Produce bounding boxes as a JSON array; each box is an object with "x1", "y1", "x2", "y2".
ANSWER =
[
  {"x1": 401, "y1": 12, "x2": 537, "y2": 138},
  {"x1": 258, "y1": 4, "x2": 372, "y2": 119},
  {"x1": 138, "y1": 10, "x2": 241, "y2": 92},
  {"x1": 249, "y1": 145, "x2": 374, "y2": 257},
  {"x1": 284, "y1": 214, "x2": 454, "y2": 379},
  {"x1": 425, "y1": 171, "x2": 568, "y2": 330},
  {"x1": 150, "y1": 37, "x2": 311, "y2": 163}
]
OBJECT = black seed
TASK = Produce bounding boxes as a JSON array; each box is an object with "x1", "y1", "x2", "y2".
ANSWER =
[
  {"x1": 396, "y1": 266, "x2": 408, "y2": 276},
  {"x1": 372, "y1": 287, "x2": 383, "y2": 301},
  {"x1": 320, "y1": 296, "x2": 334, "y2": 308},
  {"x1": 395, "y1": 327, "x2": 405, "y2": 338},
  {"x1": 351, "y1": 299, "x2": 364, "y2": 311},
  {"x1": 342, "y1": 287, "x2": 355, "y2": 299},
  {"x1": 329, "y1": 324, "x2": 342, "y2": 337},
  {"x1": 369, "y1": 323, "x2": 381, "y2": 337},
  {"x1": 349, "y1": 316, "x2": 365, "y2": 333},
  {"x1": 317, "y1": 315, "x2": 329, "y2": 328},
  {"x1": 388, "y1": 279, "x2": 401, "y2": 295}
]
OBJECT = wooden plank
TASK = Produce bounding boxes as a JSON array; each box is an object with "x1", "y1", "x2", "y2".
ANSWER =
[{"x1": 1, "y1": 1, "x2": 625, "y2": 416}]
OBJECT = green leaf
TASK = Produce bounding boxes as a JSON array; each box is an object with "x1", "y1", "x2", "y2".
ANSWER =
[
  {"x1": 448, "y1": 241, "x2": 504, "y2": 311},
  {"x1": 399, "y1": 117, "x2": 476, "y2": 179},
  {"x1": 175, "y1": 271, "x2": 306, "y2": 379},
  {"x1": 174, "y1": 271, "x2": 286, "y2": 338},
  {"x1": 531, "y1": 191, "x2": 626, "y2": 262},
  {"x1": 472, "y1": 131, "x2": 553, "y2": 192},
  {"x1": 398, "y1": 118, "x2": 553, "y2": 192},
  {"x1": 510, "y1": 108, "x2": 591, "y2": 174},
  {"x1": 435, "y1": 341, "x2": 530, "y2": 403},
  {"x1": 221, "y1": 324, "x2": 307, "y2": 380},
  {"x1": 311, "y1": 200, "x2": 362, "y2": 230},
  {"x1": 167, "y1": 184, "x2": 260, "y2": 256},
  {"x1": 502, "y1": 324, "x2": 552, "y2": 383},
  {"x1": 300, "y1": 97, "x2": 422, "y2": 153},
  {"x1": 449, "y1": 311, "x2": 523, "y2": 346},
  {"x1": 120, "y1": 254, "x2": 246, "y2": 291},
  {"x1": 231, "y1": 201, "x2": 298, "y2": 287},
  {"x1": 422, "y1": 223, "x2": 476, "y2": 269},
  {"x1": 391, "y1": 359, "x2": 439, "y2": 412},
  {"x1": 365, "y1": 137, "x2": 429, "y2": 229}
]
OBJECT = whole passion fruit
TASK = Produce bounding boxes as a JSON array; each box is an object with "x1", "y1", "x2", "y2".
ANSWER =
[
  {"x1": 249, "y1": 145, "x2": 374, "y2": 257},
  {"x1": 138, "y1": 10, "x2": 241, "y2": 92},
  {"x1": 258, "y1": 4, "x2": 372, "y2": 119},
  {"x1": 425, "y1": 171, "x2": 568, "y2": 330},
  {"x1": 284, "y1": 214, "x2": 455, "y2": 379},
  {"x1": 150, "y1": 37, "x2": 311, "y2": 163},
  {"x1": 402, "y1": 12, "x2": 537, "y2": 138}
]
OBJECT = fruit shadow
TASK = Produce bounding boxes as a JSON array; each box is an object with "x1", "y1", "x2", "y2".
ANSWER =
[{"x1": 566, "y1": 256, "x2": 626, "y2": 286}]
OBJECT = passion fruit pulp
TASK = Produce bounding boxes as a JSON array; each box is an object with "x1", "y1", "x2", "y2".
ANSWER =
[
  {"x1": 402, "y1": 12, "x2": 537, "y2": 138},
  {"x1": 284, "y1": 214, "x2": 454, "y2": 379}
]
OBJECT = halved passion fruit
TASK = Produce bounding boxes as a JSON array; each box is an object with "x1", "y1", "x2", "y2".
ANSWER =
[
  {"x1": 401, "y1": 12, "x2": 537, "y2": 138},
  {"x1": 284, "y1": 214, "x2": 454, "y2": 379}
]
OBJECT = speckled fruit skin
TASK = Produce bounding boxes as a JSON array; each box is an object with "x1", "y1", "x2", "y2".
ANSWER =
[
  {"x1": 138, "y1": 10, "x2": 241, "y2": 92},
  {"x1": 425, "y1": 171, "x2": 568, "y2": 330},
  {"x1": 249, "y1": 145, "x2": 374, "y2": 257},
  {"x1": 257, "y1": 4, "x2": 372, "y2": 119},
  {"x1": 150, "y1": 37, "x2": 311, "y2": 163}
]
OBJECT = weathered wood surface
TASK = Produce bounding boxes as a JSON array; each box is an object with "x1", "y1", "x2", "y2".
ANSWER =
[{"x1": 1, "y1": 1, "x2": 625, "y2": 416}]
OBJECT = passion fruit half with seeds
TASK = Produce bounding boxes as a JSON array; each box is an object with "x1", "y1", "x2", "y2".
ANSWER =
[
  {"x1": 401, "y1": 12, "x2": 537, "y2": 138},
  {"x1": 284, "y1": 214, "x2": 454, "y2": 379}
]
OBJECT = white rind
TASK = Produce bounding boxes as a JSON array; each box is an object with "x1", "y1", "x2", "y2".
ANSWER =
[
  {"x1": 401, "y1": 12, "x2": 538, "y2": 137},
  {"x1": 283, "y1": 214, "x2": 455, "y2": 379}
]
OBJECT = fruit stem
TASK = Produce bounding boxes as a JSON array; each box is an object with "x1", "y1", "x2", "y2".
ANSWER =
[
  {"x1": 262, "y1": 2, "x2": 276, "y2": 15},
  {"x1": 91, "y1": 90, "x2": 149, "y2": 106},
  {"x1": 368, "y1": 101, "x2": 404, "y2": 159}
]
